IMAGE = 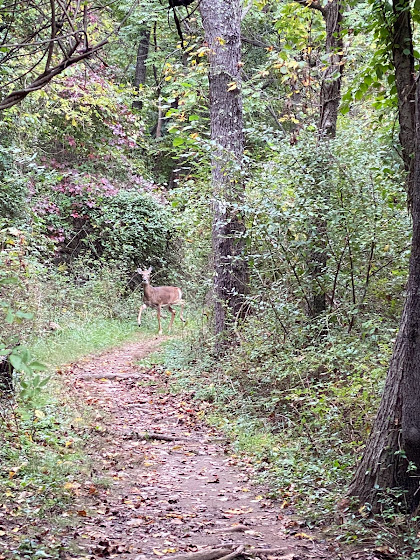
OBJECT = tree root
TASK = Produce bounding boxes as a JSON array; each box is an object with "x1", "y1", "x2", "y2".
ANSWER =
[
  {"x1": 124, "y1": 431, "x2": 186, "y2": 441},
  {"x1": 170, "y1": 549, "x2": 233, "y2": 560},
  {"x1": 169, "y1": 545, "x2": 289, "y2": 560}
]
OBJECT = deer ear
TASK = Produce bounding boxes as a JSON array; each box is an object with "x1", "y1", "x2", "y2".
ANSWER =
[{"x1": 147, "y1": 266, "x2": 153, "y2": 273}]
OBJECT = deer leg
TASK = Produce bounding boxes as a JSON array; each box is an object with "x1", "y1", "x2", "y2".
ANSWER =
[
  {"x1": 168, "y1": 306, "x2": 176, "y2": 332},
  {"x1": 157, "y1": 305, "x2": 163, "y2": 335},
  {"x1": 179, "y1": 301, "x2": 186, "y2": 323},
  {"x1": 138, "y1": 303, "x2": 147, "y2": 326}
]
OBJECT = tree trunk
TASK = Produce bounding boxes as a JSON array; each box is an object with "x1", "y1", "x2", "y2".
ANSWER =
[
  {"x1": 348, "y1": 0, "x2": 418, "y2": 511},
  {"x1": 401, "y1": 103, "x2": 420, "y2": 506},
  {"x1": 307, "y1": 0, "x2": 344, "y2": 317},
  {"x1": 318, "y1": 0, "x2": 343, "y2": 139},
  {"x1": 133, "y1": 27, "x2": 150, "y2": 110},
  {"x1": 392, "y1": 0, "x2": 415, "y2": 205},
  {"x1": 347, "y1": 312, "x2": 406, "y2": 508},
  {"x1": 199, "y1": 0, "x2": 249, "y2": 348}
]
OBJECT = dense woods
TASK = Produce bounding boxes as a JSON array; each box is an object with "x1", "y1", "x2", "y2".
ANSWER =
[{"x1": 2, "y1": 0, "x2": 420, "y2": 557}]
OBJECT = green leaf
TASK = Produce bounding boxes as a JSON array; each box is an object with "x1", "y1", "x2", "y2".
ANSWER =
[
  {"x1": 9, "y1": 354, "x2": 24, "y2": 371},
  {"x1": 30, "y1": 361, "x2": 47, "y2": 372},
  {"x1": 0, "y1": 277, "x2": 18, "y2": 286},
  {"x1": 38, "y1": 376, "x2": 52, "y2": 387},
  {"x1": 173, "y1": 137, "x2": 185, "y2": 147},
  {"x1": 15, "y1": 310, "x2": 34, "y2": 320},
  {"x1": 5, "y1": 308, "x2": 14, "y2": 324}
]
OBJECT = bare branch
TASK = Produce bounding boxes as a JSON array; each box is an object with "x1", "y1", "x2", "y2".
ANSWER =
[
  {"x1": 294, "y1": 0, "x2": 326, "y2": 15},
  {"x1": 0, "y1": 39, "x2": 108, "y2": 110},
  {"x1": 0, "y1": 0, "x2": 140, "y2": 111}
]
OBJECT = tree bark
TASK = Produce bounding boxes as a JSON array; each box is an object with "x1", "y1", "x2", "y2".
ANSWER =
[
  {"x1": 302, "y1": 0, "x2": 344, "y2": 317},
  {"x1": 199, "y1": 0, "x2": 249, "y2": 349},
  {"x1": 392, "y1": 0, "x2": 416, "y2": 205},
  {"x1": 133, "y1": 27, "x2": 150, "y2": 110},
  {"x1": 318, "y1": 0, "x2": 343, "y2": 139},
  {"x1": 348, "y1": 0, "x2": 418, "y2": 511}
]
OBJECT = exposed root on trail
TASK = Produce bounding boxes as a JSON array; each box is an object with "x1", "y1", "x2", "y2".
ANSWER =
[{"x1": 170, "y1": 544, "x2": 291, "y2": 560}]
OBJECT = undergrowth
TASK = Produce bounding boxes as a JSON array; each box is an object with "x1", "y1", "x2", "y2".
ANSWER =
[
  {"x1": 1, "y1": 311, "x2": 144, "y2": 558},
  {"x1": 157, "y1": 316, "x2": 420, "y2": 558}
]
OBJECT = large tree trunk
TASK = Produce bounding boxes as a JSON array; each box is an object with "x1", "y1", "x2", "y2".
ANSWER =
[
  {"x1": 392, "y1": 0, "x2": 415, "y2": 205},
  {"x1": 132, "y1": 27, "x2": 150, "y2": 110},
  {"x1": 199, "y1": 0, "x2": 248, "y2": 349},
  {"x1": 348, "y1": 0, "x2": 418, "y2": 511}
]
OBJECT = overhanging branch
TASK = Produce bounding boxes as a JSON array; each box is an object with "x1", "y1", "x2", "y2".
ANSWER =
[
  {"x1": 0, "y1": 39, "x2": 108, "y2": 110},
  {"x1": 294, "y1": 0, "x2": 326, "y2": 15}
]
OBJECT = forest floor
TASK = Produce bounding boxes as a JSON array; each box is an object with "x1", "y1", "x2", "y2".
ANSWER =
[{"x1": 14, "y1": 336, "x2": 372, "y2": 559}]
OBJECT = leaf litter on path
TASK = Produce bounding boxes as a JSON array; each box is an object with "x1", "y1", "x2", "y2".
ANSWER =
[{"x1": 60, "y1": 337, "x2": 343, "y2": 559}]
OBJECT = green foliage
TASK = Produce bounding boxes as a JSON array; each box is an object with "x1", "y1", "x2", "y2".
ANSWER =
[
  {"x1": 162, "y1": 322, "x2": 389, "y2": 512},
  {"x1": 243, "y1": 121, "x2": 408, "y2": 328},
  {"x1": 0, "y1": 145, "x2": 30, "y2": 219},
  {"x1": 89, "y1": 189, "x2": 176, "y2": 270},
  {"x1": 0, "y1": 0, "x2": 419, "y2": 554}
]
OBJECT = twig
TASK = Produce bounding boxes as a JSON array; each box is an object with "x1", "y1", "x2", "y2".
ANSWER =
[
  {"x1": 124, "y1": 431, "x2": 186, "y2": 441},
  {"x1": 170, "y1": 549, "x2": 233, "y2": 560},
  {"x1": 218, "y1": 546, "x2": 245, "y2": 560},
  {"x1": 244, "y1": 548, "x2": 289, "y2": 556}
]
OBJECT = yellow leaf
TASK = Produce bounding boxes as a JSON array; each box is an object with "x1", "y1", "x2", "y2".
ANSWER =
[
  {"x1": 227, "y1": 82, "x2": 238, "y2": 92},
  {"x1": 216, "y1": 36, "x2": 226, "y2": 45},
  {"x1": 63, "y1": 482, "x2": 81, "y2": 491},
  {"x1": 9, "y1": 471, "x2": 16, "y2": 478},
  {"x1": 153, "y1": 549, "x2": 164, "y2": 556},
  {"x1": 295, "y1": 532, "x2": 313, "y2": 540}
]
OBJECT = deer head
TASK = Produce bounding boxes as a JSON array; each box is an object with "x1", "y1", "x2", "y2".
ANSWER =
[{"x1": 137, "y1": 266, "x2": 153, "y2": 284}]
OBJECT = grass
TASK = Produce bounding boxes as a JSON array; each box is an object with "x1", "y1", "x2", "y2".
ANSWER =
[
  {"x1": 0, "y1": 313, "x2": 162, "y2": 559},
  {"x1": 30, "y1": 317, "x2": 142, "y2": 367}
]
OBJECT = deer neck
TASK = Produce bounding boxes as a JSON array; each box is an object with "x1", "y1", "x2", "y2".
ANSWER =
[{"x1": 143, "y1": 282, "x2": 154, "y2": 299}]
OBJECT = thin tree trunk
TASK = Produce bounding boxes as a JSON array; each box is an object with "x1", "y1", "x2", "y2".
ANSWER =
[
  {"x1": 304, "y1": 0, "x2": 344, "y2": 317},
  {"x1": 133, "y1": 27, "x2": 150, "y2": 110},
  {"x1": 318, "y1": 0, "x2": 343, "y2": 139},
  {"x1": 199, "y1": 0, "x2": 248, "y2": 349}
]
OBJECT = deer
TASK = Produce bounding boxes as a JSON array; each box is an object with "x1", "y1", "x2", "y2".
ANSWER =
[{"x1": 137, "y1": 267, "x2": 185, "y2": 335}]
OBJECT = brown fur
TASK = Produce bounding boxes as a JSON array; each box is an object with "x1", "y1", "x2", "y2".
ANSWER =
[{"x1": 137, "y1": 267, "x2": 185, "y2": 335}]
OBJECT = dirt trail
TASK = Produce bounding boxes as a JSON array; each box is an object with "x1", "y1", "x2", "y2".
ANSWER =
[{"x1": 66, "y1": 337, "x2": 337, "y2": 560}]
